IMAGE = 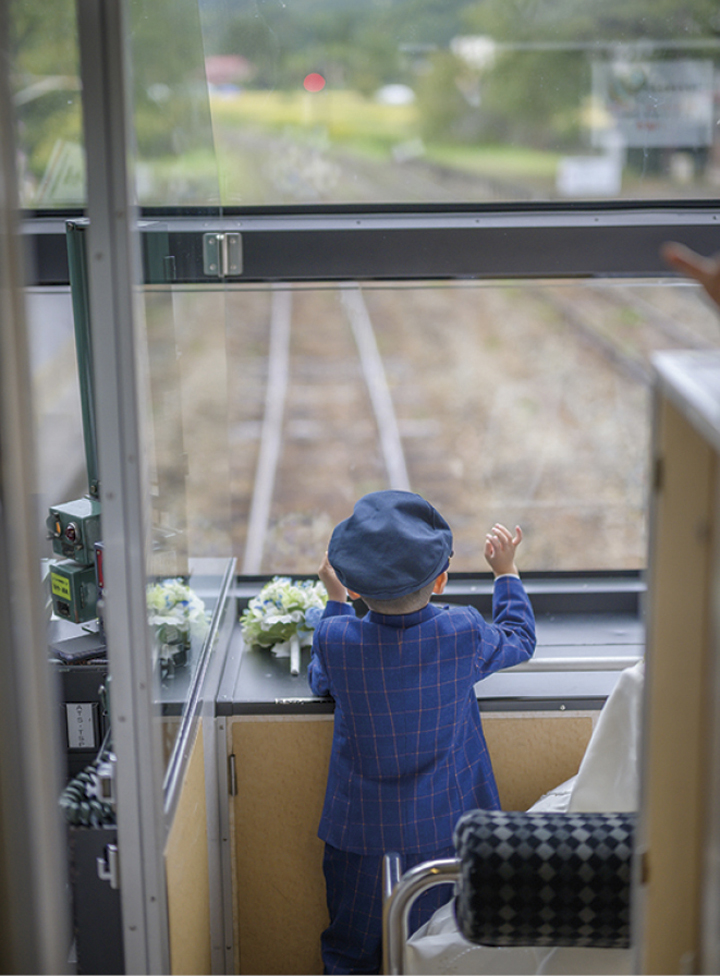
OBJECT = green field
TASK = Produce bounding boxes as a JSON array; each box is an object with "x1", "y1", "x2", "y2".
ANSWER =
[
  {"x1": 203, "y1": 88, "x2": 562, "y2": 204},
  {"x1": 211, "y1": 88, "x2": 418, "y2": 149}
]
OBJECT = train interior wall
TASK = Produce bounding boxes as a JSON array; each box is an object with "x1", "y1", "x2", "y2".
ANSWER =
[
  {"x1": 32, "y1": 267, "x2": 720, "y2": 974},
  {"x1": 229, "y1": 709, "x2": 597, "y2": 976},
  {"x1": 165, "y1": 720, "x2": 212, "y2": 976}
]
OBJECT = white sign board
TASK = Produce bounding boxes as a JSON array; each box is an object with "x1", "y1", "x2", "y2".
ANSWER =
[
  {"x1": 592, "y1": 59, "x2": 714, "y2": 149},
  {"x1": 556, "y1": 154, "x2": 622, "y2": 197}
]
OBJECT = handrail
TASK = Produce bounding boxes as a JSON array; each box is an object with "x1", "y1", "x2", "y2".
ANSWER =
[
  {"x1": 383, "y1": 857, "x2": 461, "y2": 976},
  {"x1": 504, "y1": 655, "x2": 641, "y2": 673},
  {"x1": 163, "y1": 557, "x2": 237, "y2": 818}
]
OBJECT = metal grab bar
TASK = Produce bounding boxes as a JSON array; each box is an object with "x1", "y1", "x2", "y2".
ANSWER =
[
  {"x1": 382, "y1": 856, "x2": 460, "y2": 976},
  {"x1": 503, "y1": 655, "x2": 641, "y2": 673}
]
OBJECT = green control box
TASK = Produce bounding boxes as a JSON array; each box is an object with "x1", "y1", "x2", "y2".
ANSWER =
[
  {"x1": 47, "y1": 496, "x2": 101, "y2": 566},
  {"x1": 50, "y1": 559, "x2": 98, "y2": 624}
]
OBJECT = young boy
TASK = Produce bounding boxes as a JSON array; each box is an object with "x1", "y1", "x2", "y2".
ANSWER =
[{"x1": 308, "y1": 489, "x2": 536, "y2": 974}]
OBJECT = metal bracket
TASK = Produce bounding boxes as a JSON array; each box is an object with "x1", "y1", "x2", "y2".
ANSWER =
[
  {"x1": 97, "y1": 842, "x2": 120, "y2": 889},
  {"x1": 203, "y1": 232, "x2": 243, "y2": 277}
]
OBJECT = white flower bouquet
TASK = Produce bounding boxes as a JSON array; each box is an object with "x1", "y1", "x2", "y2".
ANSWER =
[
  {"x1": 240, "y1": 576, "x2": 328, "y2": 675},
  {"x1": 147, "y1": 577, "x2": 210, "y2": 680}
]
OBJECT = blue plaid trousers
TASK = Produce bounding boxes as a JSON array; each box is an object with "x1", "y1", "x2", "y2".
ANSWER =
[{"x1": 321, "y1": 842, "x2": 456, "y2": 975}]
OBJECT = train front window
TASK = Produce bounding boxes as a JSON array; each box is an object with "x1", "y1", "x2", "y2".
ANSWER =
[
  {"x1": 151, "y1": 277, "x2": 719, "y2": 576},
  {"x1": 202, "y1": 0, "x2": 720, "y2": 207},
  {"x1": 11, "y1": 0, "x2": 720, "y2": 208}
]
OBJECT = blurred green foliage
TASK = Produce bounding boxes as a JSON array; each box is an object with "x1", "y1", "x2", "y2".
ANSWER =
[
  {"x1": 200, "y1": 0, "x2": 470, "y2": 93},
  {"x1": 452, "y1": 0, "x2": 720, "y2": 149},
  {"x1": 10, "y1": 0, "x2": 217, "y2": 204},
  {"x1": 130, "y1": 0, "x2": 215, "y2": 161},
  {"x1": 10, "y1": 0, "x2": 82, "y2": 202}
]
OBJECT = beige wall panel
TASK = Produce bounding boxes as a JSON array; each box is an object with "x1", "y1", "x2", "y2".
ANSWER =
[
  {"x1": 165, "y1": 721, "x2": 211, "y2": 976},
  {"x1": 232, "y1": 716, "x2": 333, "y2": 976},
  {"x1": 483, "y1": 712, "x2": 595, "y2": 811},
  {"x1": 640, "y1": 396, "x2": 715, "y2": 974},
  {"x1": 231, "y1": 709, "x2": 595, "y2": 974}
]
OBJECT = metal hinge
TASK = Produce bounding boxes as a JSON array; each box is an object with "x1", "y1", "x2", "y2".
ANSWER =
[
  {"x1": 203, "y1": 232, "x2": 243, "y2": 277},
  {"x1": 97, "y1": 842, "x2": 120, "y2": 889}
]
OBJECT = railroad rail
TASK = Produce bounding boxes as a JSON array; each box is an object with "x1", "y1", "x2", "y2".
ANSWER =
[{"x1": 240, "y1": 282, "x2": 411, "y2": 574}]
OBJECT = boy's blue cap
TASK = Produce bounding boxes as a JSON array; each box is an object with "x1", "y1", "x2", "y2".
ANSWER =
[{"x1": 328, "y1": 490, "x2": 453, "y2": 600}]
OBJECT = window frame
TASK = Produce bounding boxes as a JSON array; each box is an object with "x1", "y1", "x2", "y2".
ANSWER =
[{"x1": 22, "y1": 199, "x2": 720, "y2": 285}]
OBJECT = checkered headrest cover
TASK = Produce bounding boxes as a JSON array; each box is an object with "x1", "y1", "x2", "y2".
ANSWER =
[{"x1": 453, "y1": 810, "x2": 635, "y2": 948}]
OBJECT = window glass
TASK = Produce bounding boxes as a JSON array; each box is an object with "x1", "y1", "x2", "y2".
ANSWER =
[
  {"x1": 129, "y1": 0, "x2": 219, "y2": 206},
  {"x1": 138, "y1": 278, "x2": 720, "y2": 575},
  {"x1": 25, "y1": 288, "x2": 85, "y2": 514},
  {"x1": 200, "y1": 0, "x2": 720, "y2": 206},
  {"x1": 11, "y1": 0, "x2": 720, "y2": 208},
  {"x1": 16, "y1": 0, "x2": 229, "y2": 782},
  {"x1": 43, "y1": 277, "x2": 720, "y2": 576},
  {"x1": 11, "y1": 0, "x2": 219, "y2": 208},
  {"x1": 11, "y1": 0, "x2": 83, "y2": 206}
]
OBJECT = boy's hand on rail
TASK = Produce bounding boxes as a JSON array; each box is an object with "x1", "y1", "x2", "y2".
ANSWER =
[
  {"x1": 484, "y1": 524, "x2": 522, "y2": 578},
  {"x1": 319, "y1": 551, "x2": 349, "y2": 603},
  {"x1": 661, "y1": 241, "x2": 720, "y2": 310}
]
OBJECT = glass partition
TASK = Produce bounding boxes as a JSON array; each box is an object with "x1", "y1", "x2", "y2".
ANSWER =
[
  {"x1": 129, "y1": 0, "x2": 220, "y2": 207},
  {"x1": 18, "y1": 0, "x2": 232, "y2": 789},
  {"x1": 127, "y1": 0, "x2": 230, "y2": 775},
  {"x1": 161, "y1": 555, "x2": 235, "y2": 800}
]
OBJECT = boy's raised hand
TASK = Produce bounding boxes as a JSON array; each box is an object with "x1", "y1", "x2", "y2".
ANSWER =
[
  {"x1": 319, "y1": 551, "x2": 348, "y2": 603},
  {"x1": 484, "y1": 524, "x2": 522, "y2": 578},
  {"x1": 661, "y1": 241, "x2": 720, "y2": 310}
]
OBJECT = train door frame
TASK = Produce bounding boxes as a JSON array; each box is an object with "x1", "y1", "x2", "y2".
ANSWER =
[
  {"x1": 0, "y1": 6, "x2": 70, "y2": 968},
  {"x1": 76, "y1": 0, "x2": 170, "y2": 970}
]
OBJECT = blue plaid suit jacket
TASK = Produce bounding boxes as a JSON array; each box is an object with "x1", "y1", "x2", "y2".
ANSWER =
[{"x1": 308, "y1": 575, "x2": 536, "y2": 855}]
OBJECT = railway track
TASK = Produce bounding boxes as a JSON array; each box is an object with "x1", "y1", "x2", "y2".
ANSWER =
[
  {"x1": 224, "y1": 277, "x2": 719, "y2": 575},
  {"x1": 230, "y1": 284, "x2": 412, "y2": 575},
  {"x1": 530, "y1": 281, "x2": 716, "y2": 386}
]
